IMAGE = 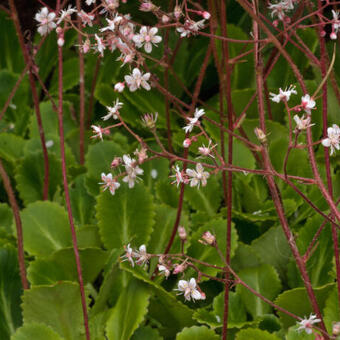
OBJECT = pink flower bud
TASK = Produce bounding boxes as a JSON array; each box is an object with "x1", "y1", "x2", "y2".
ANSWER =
[
  {"x1": 200, "y1": 291, "x2": 206, "y2": 300},
  {"x1": 173, "y1": 263, "x2": 187, "y2": 274},
  {"x1": 254, "y1": 127, "x2": 267, "y2": 143},
  {"x1": 178, "y1": 226, "x2": 187, "y2": 240},
  {"x1": 330, "y1": 32, "x2": 337, "y2": 40},
  {"x1": 114, "y1": 82, "x2": 125, "y2": 92},
  {"x1": 140, "y1": 1, "x2": 154, "y2": 12},
  {"x1": 162, "y1": 15, "x2": 170, "y2": 23},
  {"x1": 183, "y1": 138, "x2": 192, "y2": 148},
  {"x1": 202, "y1": 11, "x2": 211, "y2": 19},
  {"x1": 111, "y1": 157, "x2": 121, "y2": 168},
  {"x1": 56, "y1": 27, "x2": 63, "y2": 35},
  {"x1": 200, "y1": 231, "x2": 216, "y2": 245},
  {"x1": 320, "y1": 30, "x2": 326, "y2": 37},
  {"x1": 273, "y1": 20, "x2": 279, "y2": 27}
]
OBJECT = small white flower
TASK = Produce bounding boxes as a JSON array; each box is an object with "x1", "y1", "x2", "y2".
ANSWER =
[
  {"x1": 198, "y1": 140, "x2": 217, "y2": 158},
  {"x1": 170, "y1": 165, "x2": 185, "y2": 187},
  {"x1": 268, "y1": 0, "x2": 295, "y2": 20},
  {"x1": 95, "y1": 34, "x2": 106, "y2": 56},
  {"x1": 177, "y1": 19, "x2": 206, "y2": 37},
  {"x1": 57, "y1": 5, "x2": 77, "y2": 24},
  {"x1": 158, "y1": 264, "x2": 170, "y2": 278},
  {"x1": 135, "y1": 245, "x2": 149, "y2": 265},
  {"x1": 301, "y1": 94, "x2": 316, "y2": 114},
  {"x1": 322, "y1": 124, "x2": 340, "y2": 155},
  {"x1": 77, "y1": 10, "x2": 94, "y2": 27},
  {"x1": 121, "y1": 244, "x2": 135, "y2": 267},
  {"x1": 99, "y1": 173, "x2": 120, "y2": 195},
  {"x1": 91, "y1": 125, "x2": 105, "y2": 140},
  {"x1": 103, "y1": 99, "x2": 123, "y2": 120},
  {"x1": 270, "y1": 85, "x2": 297, "y2": 103},
  {"x1": 293, "y1": 115, "x2": 314, "y2": 131},
  {"x1": 35, "y1": 7, "x2": 56, "y2": 36},
  {"x1": 86, "y1": 0, "x2": 96, "y2": 5},
  {"x1": 122, "y1": 154, "x2": 144, "y2": 188},
  {"x1": 186, "y1": 163, "x2": 209, "y2": 188},
  {"x1": 332, "y1": 10, "x2": 340, "y2": 33},
  {"x1": 297, "y1": 314, "x2": 321, "y2": 334},
  {"x1": 183, "y1": 108, "x2": 205, "y2": 133},
  {"x1": 133, "y1": 26, "x2": 162, "y2": 53},
  {"x1": 124, "y1": 68, "x2": 151, "y2": 92},
  {"x1": 175, "y1": 278, "x2": 202, "y2": 302}
]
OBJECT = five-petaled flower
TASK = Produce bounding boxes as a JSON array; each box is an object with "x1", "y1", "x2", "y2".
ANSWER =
[
  {"x1": 124, "y1": 68, "x2": 151, "y2": 92},
  {"x1": 99, "y1": 173, "x2": 120, "y2": 195},
  {"x1": 102, "y1": 99, "x2": 123, "y2": 120},
  {"x1": 186, "y1": 163, "x2": 209, "y2": 188},
  {"x1": 297, "y1": 314, "x2": 321, "y2": 334},
  {"x1": 122, "y1": 154, "x2": 144, "y2": 188},
  {"x1": 175, "y1": 278, "x2": 203, "y2": 302},
  {"x1": 135, "y1": 245, "x2": 149, "y2": 265},
  {"x1": 322, "y1": 124, "x2": 340, "y2": 155},
  {"x1": 35, "y1": 7, "x2": 56, "y2": 36},
  {"x1": 183, "y1": 108, "x2": 205, "y2": 133},
  {"x1": 293, "y1": 115, "x2": 314, "y2": 131},
  {"x1": 301, "y1": 94, "x2": 316, "y2": 114},
  {"x1": 133, "y1": 26, "x2": 162, "y2": 53},
  {"x1": 269, "y1": 85, "x2": 297, "y2": 103}
]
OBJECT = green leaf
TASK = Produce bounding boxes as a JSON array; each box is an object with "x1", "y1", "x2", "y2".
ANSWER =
[
  {"x1": 96, "y1": 183, "x2": 154, "y2": 250},
  {"x1": 27, "y1": 247, "x2": 108, "y2": 285},
  {"x1": 213, "y1": 291, "x2": 248, "y2": 328},
  {"x1": 187, "y1": 218, "x2": 238, "y2": 279},
  {"x1": 20, "y1": 201, "x2": 71, "y2": 257},
  {"x1": 235, "y1": 328, "x2": 280, "y2": 340},
  {"x1": 192, "y1": 309, "x2": 222, "y2": 328},
  {"x1": 85, "y1": 140, "x2": 124, "y2": 196},
  {"x1": 0, "y1": 13, "x2": 24, "y2": 72},
  {"x1": 69, "y1": 175, "x2": 96, "y2": 225},
  {"x1": 11, "y1": 323, "x2": 64, "y2": 340},
  {"x1": 15, "y1": 152, "x2": 62, "y2": 205},
  {"x1": 236, "y1": 264, "x2": 282, "y2": 318},
  {"x1": 0, "y1": 203, "x2": 13, "y2": 235},
  {"x1": 155, "y1": 180, "x2": 179, "y2": 208},
  {"x1": 184, "y1": 176, "x2": 222, "y2": 216},
  {"x1": 106, "y1": 279, "x2": 150, "y2": 340},
  {"x1": 22, "y1": 281, "x2": 86, "y2": 340},
  {"x1": 296, "y1": 215, "x2": 334, "y2": 287},
  {"x1": 49, "y1": 58, "x2": 80, "y2": 95},
  {"x1": 120, "y1": 263, "x2": 194, "y2": 336},
  {"x1": 323, "y1": 287, "x2": 339, "y2": 333},
  {"x1": 131, "y1": 326, "x2": 162, "y2": 340},
  {"x1": 0, "y1": 246, "x2": 23, "y2": 340},
  {"x1": 175, "y1": 326, "x2": 219, "y2": 340},
  {"x1": 275, "y1": 283, "x2": 334, "y2": 328},
  {"x1": 0, "y1": 133, "x2": 26, "y2": 164},
  {"x1": 251, "y1": 226, "x2": 291, "y2": 280}
]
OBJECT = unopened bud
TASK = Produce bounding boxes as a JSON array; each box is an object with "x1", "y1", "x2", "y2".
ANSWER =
[
  {"x1": 200, "y1": 231, "x2": 216, "y2": 245},
  {"x1": 173, "y1": 262, "x2": 187, "y2": 274},
  {"x1": 202, "y1": 11, "x2": 211, "y2": 19},
  {"x1": 111, "y1": 157, "x2": 121, "y2": 168},
  {"x1": 162, "y1": 15, "x2": 170, "y2": 23},
  {"x1": 333, "y1": 322, "x2": 340, "y2": 336},
  {"x1": 183, "y1": 138, "x2": 192, "y2": 148},
  {"x1": 56, "y1": 26, "x2": 63, "y2": 35},
  {"x1": 57, "y1": 37, "x2": 65, "y2": 47},
  {"x1": 254, "y1": 127, "x2": 267, "y2": 143},
  {"x1": 320, "y1": 30, "x2": 326, "y2": 37},
  {"x1": 330, "y1": 32, "x2": 337, "y2": 40},
  {"x1": 178, "y1": 226, "x2": 187, "y2": 240},
  {"x1": 273, "y1": 20, "x2": 279, "y2": 27}
]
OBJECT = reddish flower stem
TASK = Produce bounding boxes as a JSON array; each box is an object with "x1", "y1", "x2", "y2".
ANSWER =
[
  {"x1": 0, "y1": 159, "x2": 28, "y2": 290},
  {"x1": 56, "y1": 6, "x2": 90, "y2": 337}
]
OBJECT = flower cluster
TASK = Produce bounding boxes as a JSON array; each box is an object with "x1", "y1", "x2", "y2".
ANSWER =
[{"x1": 170, "y1": 163, "x2": 210, "y2": 188}]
